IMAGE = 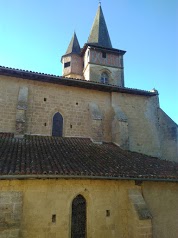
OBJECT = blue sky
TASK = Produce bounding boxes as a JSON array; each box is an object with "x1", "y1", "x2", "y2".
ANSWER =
[{"x1": 0, "y1": 0, "x2": 177, "y2": 123}]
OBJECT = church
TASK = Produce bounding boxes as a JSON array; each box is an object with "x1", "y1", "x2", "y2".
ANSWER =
[{"x1": 0, "y1": 4, "x2": 178, "y2": 238}]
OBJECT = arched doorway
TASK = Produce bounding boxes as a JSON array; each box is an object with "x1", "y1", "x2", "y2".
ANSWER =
[
  {"x1": 52, "y1": 112, "x2": 63, "y2": 137},
  {"x1": 71, "y1": 195, "x2": 86, "y2": 238}
]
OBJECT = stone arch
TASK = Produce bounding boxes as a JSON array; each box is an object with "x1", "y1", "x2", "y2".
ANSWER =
[
  {"x1": 52, "y1": 112, "x2": 63, "y2": 137},
  {"x1": 71, "y1": 194, "x2": 87, "y2": 238},
  {"x1": 100, "y1": 68, "x2": 112, "y2": 84}
]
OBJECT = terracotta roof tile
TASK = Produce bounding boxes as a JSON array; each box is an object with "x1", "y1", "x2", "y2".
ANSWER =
[{"x1": 0, "y1": 133, "x2": 178, "y2": 180}]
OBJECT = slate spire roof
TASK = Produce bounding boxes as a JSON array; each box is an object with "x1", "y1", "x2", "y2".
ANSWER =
[
  {"x1": 87, "y1": 4, "x2": 112, "y2": 48},
  {"x1": 65, "y1": 32, "x2": 81, "y2": 55}
]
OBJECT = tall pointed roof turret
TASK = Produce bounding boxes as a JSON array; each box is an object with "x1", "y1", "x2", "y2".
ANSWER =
[
  {"x1": 87, "y1": 4, "x2": 112, "y2": 48},
  {"x1": 65, "y1": 32, "x2": 81, "y2": 55}
]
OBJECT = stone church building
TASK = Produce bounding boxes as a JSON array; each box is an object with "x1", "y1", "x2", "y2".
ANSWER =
[{"x1": 0, "y1": 4, "x2": 178, "y2": 238}]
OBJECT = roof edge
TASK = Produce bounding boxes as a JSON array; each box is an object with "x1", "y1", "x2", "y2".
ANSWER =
[
  {"x1": 0, "y1": 174, "x2": 177, "y2": 183},
  {"x1": 81, "y1": 43, "x2": 126, "y2": 56},
  {"x1": 0, "y1": 66, "x2": 158, "y2": 96}
]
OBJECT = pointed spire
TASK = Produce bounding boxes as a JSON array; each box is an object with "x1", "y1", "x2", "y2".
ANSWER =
[
  {"x1": 87, "y1": 5, "x2": 112, "y2": 48},
  {"x1": 65, "y1": 32, "x2": 81, "y2": 55}
]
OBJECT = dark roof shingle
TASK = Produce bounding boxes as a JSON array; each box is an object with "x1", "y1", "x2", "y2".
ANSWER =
[{"x1": 0, "y1": 133, "x2": 178, "y2": 181}]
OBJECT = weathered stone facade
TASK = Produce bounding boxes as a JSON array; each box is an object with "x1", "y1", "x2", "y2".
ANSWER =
[
  {"x1": 0, "y1": 179, "x2": 177, "y2": 238},
  {"x1": 0, "y1": 74, "x2": 177, "y2": 161},
  {"x1": 0, "y1": 191, "x2": 22, "y2": 238},
  {"x1": 0, "y1": 3, "x2": 177, "y2": 238}
]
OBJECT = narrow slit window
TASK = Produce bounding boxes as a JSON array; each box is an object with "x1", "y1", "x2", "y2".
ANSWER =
[
  {"x1": 52, "y1": 214, "x2": 56, "y2": 223},
  {"x1": 106, "y1": 210, "x2": 110, "y2": 217}
]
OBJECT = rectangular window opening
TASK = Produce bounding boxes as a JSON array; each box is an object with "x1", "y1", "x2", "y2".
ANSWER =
[
  {"x1": 106, "y1": 210, "x2": 110, "y2": 217},
  {"x1": 102, "y1": 52, "x2": 106, "y2": 58},
  {"x1": 64, "y1": 62, "x2": 71, "y2": 68},
  {"x1": 52, "y1": 214, "x2": 56, "y2": 223}
]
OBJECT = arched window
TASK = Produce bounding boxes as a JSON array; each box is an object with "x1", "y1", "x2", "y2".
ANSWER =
[
  {"x1": 71, "y1": 195, "x2": 86, "y2": 238},
  {"x1": 52, "y1": 112, "x2": 63, "y2": 137},
  {"x1": 101, "y1": 72, "x2": 109, "y2": 84}
]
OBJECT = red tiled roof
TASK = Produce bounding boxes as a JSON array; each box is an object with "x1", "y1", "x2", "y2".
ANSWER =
[{"x1": 0, "y1": 133, "x2": 178, "y2": 181}]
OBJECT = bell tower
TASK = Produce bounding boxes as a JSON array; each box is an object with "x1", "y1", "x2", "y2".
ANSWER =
[
  {"x1": 82, "y1": 4, "x2": 126, "y2": 86},
  {"x1": 61, "y1": 4, "x2": 126, "y2": 86}
]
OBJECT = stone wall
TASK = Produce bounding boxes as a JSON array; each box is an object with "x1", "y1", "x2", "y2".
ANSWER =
[
  {"x1": 0, "y1": 179, "x2": 177, "y2": 238},
  {"x1": 142, "y1": 182, "x2": 178, "y2": 238},
  {"x1": 112, "y1": 92, "x2": 161, "y2": 158},
  {"x1": 87, "y1": 64, "x2": 123, "y2": 86},
  {"x1": 0, "y1": 75, "x2": 177, "y2": 160},
  {"x1": 158, "y1": 108, "x2": 178, "y2": 162},
  {"x1": 128, "y1": 189, "x2": 152, "y2": 238},
  {"x1": 0, "y1": 75, "x2": 112, "y2": 142},
  {"x1": 0, "y1": 191, "x2": 22, "y2": 238}
]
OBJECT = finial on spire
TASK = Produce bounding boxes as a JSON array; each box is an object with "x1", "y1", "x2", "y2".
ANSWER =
[{"x1": 99, "y1": 0, "x2": 101, "y2": 6}]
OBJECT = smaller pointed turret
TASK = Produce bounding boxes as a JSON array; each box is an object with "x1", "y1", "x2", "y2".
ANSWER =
[
  {"x1": 65, "y1": 32, "x2": 81, "y2": 55},
  {"x1": 88, "y1": 4, "x2": 112, "y2": 48},
  {"x1": 61, "y1": 32, "x2": 83, "y2": 79}
]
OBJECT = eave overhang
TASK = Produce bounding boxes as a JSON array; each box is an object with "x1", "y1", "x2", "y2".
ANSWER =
[
  {"x1": 0, "y1": 66, "x2": 157, "y2": 96},
  {"x1": 81, "y1": 43, "x2": 126, "y2": 56},
  {"x1": 0, "y1": 174, "x2": 177, "y2": 183}
]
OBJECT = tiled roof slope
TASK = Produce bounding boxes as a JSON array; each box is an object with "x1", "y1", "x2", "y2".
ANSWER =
[{"x1": 0, "y1": 133, "x2": 178, "y2": 180}]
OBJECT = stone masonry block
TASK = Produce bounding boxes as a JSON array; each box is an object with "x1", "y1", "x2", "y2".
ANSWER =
[
  {"x1": 0, "y1": 229, "x2": 20, "y2": 238},
  {"x1": 17, "y1": 86, "x2": 28, "y2": 110},
  {"x1": 128, "y1": 189, "x2": 152, "y2": 220},
  {"x1": 0, "y1": 192, "x2": 22, "y2": 236}
]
